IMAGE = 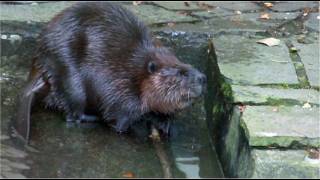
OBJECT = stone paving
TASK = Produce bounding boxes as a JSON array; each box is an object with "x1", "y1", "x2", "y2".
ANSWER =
[{"x1": 1, "y1": 1, "x2": 319, "y2": 178}]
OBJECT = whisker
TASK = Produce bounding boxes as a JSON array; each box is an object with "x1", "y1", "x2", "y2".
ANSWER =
[{"x1": 187, "y1": 88, "x2": 190, "y2": 102}]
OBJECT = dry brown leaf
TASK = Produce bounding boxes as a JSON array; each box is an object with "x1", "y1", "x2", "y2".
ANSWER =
[
  {"x1": 260, "y1": 13, "x2": 271, "y2": 20},
  {"x1": 178, "y1": 11, "x2": 191, "y2": 16},
  {"x1": 263, "y1": 2, "x2": 274, "y2": 8},
  {"x1": 167, "y1": 22, "x2": 176, "y2": 28},
  {"x1": 307, "y1": 149, "x2": 320, "y2": 159},
  {"x1": 238, "y1": 105, "x2": 246, "y2": 113},
  {"x1": 256, "y1": 37, "x2": 281, "y2": 47},
  {"x1": 196, "y1": 2, "x2": 215, "y2": 11},
  {"x1": 122, "y1": 171, "x2": 135, "y2": 178},
  {"x1": 303, "y1": 7, "x2": 311, "y2": 16},
  {"x1": 133, "y1": 1, "x2": 142, "y2": 6}
]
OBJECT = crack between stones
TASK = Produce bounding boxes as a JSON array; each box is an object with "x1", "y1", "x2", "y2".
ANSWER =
[
  {"x1": 232, "y1": 101, "x2": 320, "y2": 107},
  {"x1": 285, "y1": 40, "x2": 311, "y2": 88}
]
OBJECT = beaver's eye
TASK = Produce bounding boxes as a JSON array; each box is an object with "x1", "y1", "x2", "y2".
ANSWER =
[
  {"x1": 179, "y1": 69, "x2": 188, "y2": 76},
  {"x1": 148, "y1": 61, "x2": 157, "y2": 73}
]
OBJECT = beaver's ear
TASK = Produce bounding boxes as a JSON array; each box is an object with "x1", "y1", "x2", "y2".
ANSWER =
[{"x1": 147, "y1": 61, "x2": 157, "y2": 74}]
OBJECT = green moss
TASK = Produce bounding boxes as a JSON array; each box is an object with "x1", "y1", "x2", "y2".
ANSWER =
[
  {"x1": 250, "y1": 136, "x2": 320, "y2": 148},
  {"x1": 221, "y1": 81, "x2": 233, "y2": 99},
  {"x1": 288, "y1": 47, "x2": 311, "y2": 88},
  {"x1": 239, "y1": 117, "x2": 250, "y2": 141},
  {"x1": 257, "y1": 83, "x2": 307, "y2": 89},
  {"x1": 265, "y1": 97, "x2": 319, "y2": 107}
]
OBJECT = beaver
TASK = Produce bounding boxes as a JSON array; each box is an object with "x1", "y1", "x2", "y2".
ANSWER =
[{"x1": 14, "y1": 2, "x2": 207, "y2": 142}]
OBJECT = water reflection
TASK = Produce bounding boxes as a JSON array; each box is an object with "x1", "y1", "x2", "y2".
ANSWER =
[{"x1": 169, "y1": 102, "x2": 224, "y2": 178}]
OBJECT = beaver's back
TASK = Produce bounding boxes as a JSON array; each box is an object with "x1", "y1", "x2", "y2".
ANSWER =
[
  {"x1": 37, "y1": 2, "x2": 151, "y2": 74},
  {"x1": 33, "y1": 2, "x2": 153, "y2": 120}
]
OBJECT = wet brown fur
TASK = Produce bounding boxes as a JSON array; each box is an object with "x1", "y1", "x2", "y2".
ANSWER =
[{"x1": 14, "y1": 2, "x2": 206, "y2": 139}]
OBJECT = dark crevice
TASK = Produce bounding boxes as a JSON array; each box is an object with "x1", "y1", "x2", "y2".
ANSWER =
[
  {"x1": 148, "y1": 20, "x2": 202, "y2": 28},
  {"x1": 229, "y1": 82, "x2": 319, "y2": 91},
  {"x1": 285, "y1": 40, "x2": 311, "y2": 88},
  {"x1": 252, "y1": 140, "x2": 320, "y2": 150},
  {"x1": 232, "y1": 101, "x2": 319, "y2": 107},
  {"x1": 204, "y1": 39, "x2": 253, "y2": 178}
]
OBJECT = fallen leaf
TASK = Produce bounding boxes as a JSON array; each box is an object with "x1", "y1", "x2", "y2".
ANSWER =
[
  {"x1": 167, "y1": 22, "x2": 176, "y2": 28},
  {"x1": 178, "y1": 11, "x2": 191, "y2": 16},
  {"x1": 133, "y1": 1, "x2": 142, "y2": 6},
  {"x1": 272, "y1": 107, "x2": 278, "y2": 112},
  {"x1": 235, "y1": 10, "x2": 242, "y2": 15},
  {"x1": 238, "y1": 105, "x2": 246, "y2": 113},
  {"x1": 307, "y1": 149, "x2": 320, "y2": 159},
  {"x1": 263, "y1": 2, "x2": 274, "y2": 8},
  {"x1": 122, "y1": 171, "x2": 135, "y2": 178},
  {"x1": 302, "y1": 8, "x2": 311, "y2": 16},
  {"x1": 260, "y1": 13, "x2": 271, "y2": 20},
  {"x1": 302, "y1": 102, "x2": 311, "y2": 109},
  {"x1": 196, "y1": 2, "x2": 215, "y2": 11},
  {"x1": 256, "y1": 37, "x2": 281, "y2": 47}
]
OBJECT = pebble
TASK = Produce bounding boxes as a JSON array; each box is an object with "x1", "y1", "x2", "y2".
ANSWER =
[{"x1": 1, "y1": 34, "x2": 8, "y2": 39}]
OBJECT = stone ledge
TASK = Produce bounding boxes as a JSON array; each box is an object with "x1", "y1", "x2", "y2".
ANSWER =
[
  {"x1": 204, "y1": 2, "x2": 261, "y2": 12},
  {"x1": 292, "y1": 34, "x2": 320, "y2": 87},
  {"x1": 124, "y1": 4, "x2": 198, "y2": 25},
  {"x1": 152, "y1": 1, "x2": 203, "y2": 11},
  {"x1": 0, "y1": 2, "x2": 75, "y2": 22},
  {"x1": 231, "y1": 85, "x2": 320, "y2": 105},
  {"x1": 0, "y1": 2, "x2": 198, "y2": 26},
  {"x1": 252, "y1": 149, "x2": 320, "y2": 178},
  {"x1": 270, "y1": 1, "x2": 318, "y2": 12},
  {"x1": 241, "y1": 106, "x2": 320, "y2": 148},
  {"x1": 214, "y1": 35, "x2": 299, "y2": 85}
]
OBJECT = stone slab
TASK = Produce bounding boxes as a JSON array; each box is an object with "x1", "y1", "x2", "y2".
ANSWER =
[
  {"x1": 124, "y1": 4, "x2": 198, "y2": 25},
  {"x1": 0, "y1": 2, "x2": 198, "y2": 26},
  {"x1": 271, "y1": 1, "x2": 318, "y2": 12},
  {"x1": 204, "y1": 2, "x2": 261, "y2": 12},
  {"x1": 201, "y1": 12, "x2": 301, "y2": 32},
  {"x1": 214, "y1": 35, "x2": 299, "y2": 85},
  {"x1": 152, "y1": 1, "x2": 203, "y2": 11},
  {"x1": 242, "y1": 106, "x2": 320, "y2": 148},
  {"x1": 305, "y1": 13, "x2": 320, "y2": 32},
  {"x1": 232, "y1": 85, "x2": 320, "y2": 105},
  {"x1": 192, "y1": 7, "x2": 235, "y2": 19},
  {"x1": 0, "y1": 2, "x2": 75, "y2": 22},
  {"x1": 252, "y1": 150, "x2": 320, "y2": 178},
  {"x1": 293, "y1": 34, "x2": 320, "y2": 87}
]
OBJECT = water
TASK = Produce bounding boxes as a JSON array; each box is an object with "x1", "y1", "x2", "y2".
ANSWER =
[{"x1": 0, "y1": 31, "x2": 224, "y2": 178}]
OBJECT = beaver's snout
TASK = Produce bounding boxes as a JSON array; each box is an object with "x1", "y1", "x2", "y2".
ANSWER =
[
  {"x1": 186, "y1": 69, "x2": 207, "y2": 98},
  {"x1": 189, "y1": 69, "x2": 207, "y2": 86},
  {"x1": 180, "y1": 68, "x2": 207, "y2": 101}
]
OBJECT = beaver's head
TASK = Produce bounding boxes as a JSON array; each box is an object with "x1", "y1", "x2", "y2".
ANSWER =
[{"x1": 140, "y1": 47, "x2": 207, "y2": 114}]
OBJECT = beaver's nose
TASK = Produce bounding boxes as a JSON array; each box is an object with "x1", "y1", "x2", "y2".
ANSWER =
[
  {"x1": 189, "y1": 69, "x2": 207, "y2": 85},
  {"x1": 197, "y1": 74, "x2": 207, "y2": 85}
]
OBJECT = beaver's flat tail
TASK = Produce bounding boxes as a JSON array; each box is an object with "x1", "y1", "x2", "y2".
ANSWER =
[{"x1": 14, "y1": 76, "x2": 45, "y2": 143}]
